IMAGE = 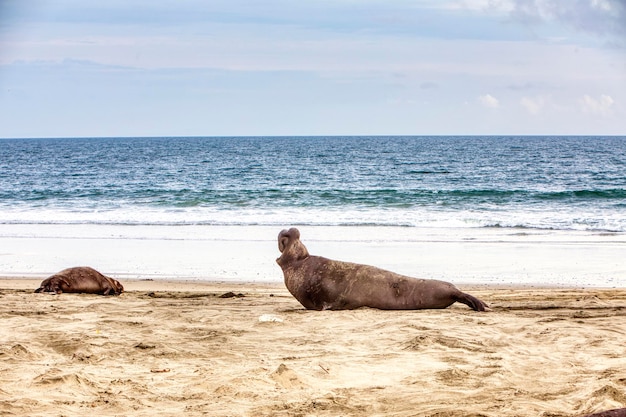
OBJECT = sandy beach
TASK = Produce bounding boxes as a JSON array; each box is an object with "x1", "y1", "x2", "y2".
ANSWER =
[
  {"x1": 1, "y1": 278, "x2": 625, "y2": 417},
  {"x1": 2, "y1": 224, "x2": 625, "y2": 416}
]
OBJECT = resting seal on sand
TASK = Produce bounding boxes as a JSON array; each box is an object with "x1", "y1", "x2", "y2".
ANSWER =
[
  {"x1": 276, "y1": 228, "x2": 488, "y2": 311},
  {"x1": 34, "y1": 266, "x2": 124, "y2": 295},
  {"x1": 578, "y1": 409, "x2": 626, "y2": 417}
]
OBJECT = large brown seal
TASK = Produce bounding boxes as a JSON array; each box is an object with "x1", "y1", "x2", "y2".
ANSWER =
[
  {"x1": 276, "y1": 228, "x2": 487, "y2": 311},
  {"x1": 34, "y1": 266, "x2": 124, "y2": 295}
]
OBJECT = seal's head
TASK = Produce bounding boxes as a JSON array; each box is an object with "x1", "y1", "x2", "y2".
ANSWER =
[
  {"x1": 34, "y1": 276, "x2": 69, "y2": 294},
  {"x1": 110, "y1": 278, "x2": 125, "y2": 295},
  {"x1": 276, "y1": 227, "x2": 309, "y2": 267}
]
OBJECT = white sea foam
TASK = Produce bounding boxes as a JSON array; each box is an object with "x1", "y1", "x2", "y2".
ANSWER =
[{"x1": 1, "y1": 204, "x2": 625, "y2": 232}]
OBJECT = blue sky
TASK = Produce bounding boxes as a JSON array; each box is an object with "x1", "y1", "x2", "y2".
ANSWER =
[{"x1": 1, "y1": 0, "x2": 625, "y2": 137}]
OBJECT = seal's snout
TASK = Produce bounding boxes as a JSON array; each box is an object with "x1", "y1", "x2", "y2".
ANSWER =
[
  {"x1": 278, "y1": 227, "x2": 301, "y2": 253},
  {"x1": 278, "y1": 229, "x2": 289, "y2": 253}
]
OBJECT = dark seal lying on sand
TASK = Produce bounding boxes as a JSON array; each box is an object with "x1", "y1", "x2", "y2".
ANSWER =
[
  {"x1": 34, "y1": 266, "x2": 124, "y2": 295},
  {"x1": 276, "y1": 227, "x2": 488, "y2": 311}
]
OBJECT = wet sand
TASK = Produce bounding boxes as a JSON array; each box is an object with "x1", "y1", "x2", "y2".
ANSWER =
[
  {"x1": 2, "y1": 224, "x2": 625, "y2": 287},
  {"x1": 1, "y1": 279, "x2": 625, "y2": 416}
]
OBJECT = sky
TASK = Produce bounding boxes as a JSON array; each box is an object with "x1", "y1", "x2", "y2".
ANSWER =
[{"x1": 0, "y1": 0, "x2": 625, "y2": 138}]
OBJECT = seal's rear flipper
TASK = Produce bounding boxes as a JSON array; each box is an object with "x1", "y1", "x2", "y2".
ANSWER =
[{"x1": 454, "y1": 292, "x2": 489, "y2": 312}]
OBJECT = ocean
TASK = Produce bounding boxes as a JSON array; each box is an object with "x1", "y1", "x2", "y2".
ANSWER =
[{"x1": 1, "y1": 135, "x2": 625, "y2": 232}]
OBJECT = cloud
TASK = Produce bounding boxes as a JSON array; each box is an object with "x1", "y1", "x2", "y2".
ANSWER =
[
  {"x1": 478, "y1": 94, "x2": 500, "y2": 108},
  {"x1": 520, "y1": 95, "x2": 546, "y2": 114},
  {"x1": 578, "y1": 94, "x2": 615, "y2": 116},
  {"x1": 503, "y1": 0, "x2": 626, "y2": 41}
]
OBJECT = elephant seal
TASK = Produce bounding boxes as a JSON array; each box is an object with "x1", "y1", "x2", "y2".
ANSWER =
[
  {"x1": 276, "y1": 228, "x2": 488, "y2": 311},
  {"x1": 578, "y1": 409, "x2": 626, "y2": 417},
  {"x1": 34, "y1": 266, "x2": 124, "y2": 295}
]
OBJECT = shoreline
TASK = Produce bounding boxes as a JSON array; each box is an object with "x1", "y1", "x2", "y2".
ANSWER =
[
  {"x1": 1, "y1": 224, "x2": 625, "y2": 288},
  {"x1": 2, "y1": 277, "x2": 625, "y2": 292}
]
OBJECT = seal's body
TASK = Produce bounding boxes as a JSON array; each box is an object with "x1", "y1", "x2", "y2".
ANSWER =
[
  {"x1": 276, "y1": 228, "x2": 487, "y2": 311},
  {"x1": 35, "y1": 267, "x2": 124, "y2": 296}
]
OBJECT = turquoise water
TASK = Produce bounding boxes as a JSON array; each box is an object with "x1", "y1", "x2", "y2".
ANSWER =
[{"x1": 1, "y1": 136, "x2": 625, "y2": 231}]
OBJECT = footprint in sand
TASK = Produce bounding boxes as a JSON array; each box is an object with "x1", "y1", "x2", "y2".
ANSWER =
[{"x1": 271, "y1": 364, "x2": 306, "y2": 389}]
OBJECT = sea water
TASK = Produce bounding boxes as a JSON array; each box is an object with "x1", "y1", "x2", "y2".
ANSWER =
[
  {"x1": 1, "y1": 136, "x2": 625, "y2": 285},
  {"x1": 2, "y1": 136, "x2": 625, "y2": 231}
]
